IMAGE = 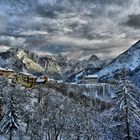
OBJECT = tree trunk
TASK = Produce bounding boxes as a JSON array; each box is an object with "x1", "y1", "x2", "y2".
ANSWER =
[
  {"x1": 54, "y1": 129, "x2": 60, "y2": 140},
  {"x1": 76, "y1": 125, "x2": 81, "y2": 140},
  {"x1": 26, "y1": 121, "x2": 30, "y2": 134},
  {"x1": 124, "y1": 90, "x2": 131, "y2": 140},
  {"x1": 76, "y1": 135, "x2": 80, "y2": 140},
  {"x1": 55, "y1": 131, "x2": 60, "y2": 140},
  {"x1": 9, "y1": 129, "x2": 12, "y2": 140},
  {"x1": 125, "y1": 107, "x2": 131, "y2": 140},
  {"x1": 46, "y1": 132, "x2": 51, "y2": 140}
]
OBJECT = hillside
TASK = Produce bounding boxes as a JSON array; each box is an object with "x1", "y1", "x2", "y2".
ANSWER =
[{"x1": 97, "y1": 40, "x2": 140, "y2": 86}]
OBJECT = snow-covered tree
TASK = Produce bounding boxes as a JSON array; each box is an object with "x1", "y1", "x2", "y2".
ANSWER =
[
  {"x1": 1, "y1": 94, "x2": 20, "y2": 140},
  {"x1": 111, "y1": 69, "x2": 140, "y2": 140}
]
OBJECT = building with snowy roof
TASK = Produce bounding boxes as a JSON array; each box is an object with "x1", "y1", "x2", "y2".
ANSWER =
[
  {"x1": 82, "y1": 74, "x2": 99, "y2": 84},
  {"x1": 16, "y1": 72, "x2": 37, "y2": 88},
  {"x1": 0, "y1": 67, "x2": 16, "y2": 79},
  {"x1": 32, "y1": 72, "x2": 48, "y2": 84}
]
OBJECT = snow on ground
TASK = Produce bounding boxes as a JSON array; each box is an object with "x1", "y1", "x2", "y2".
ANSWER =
[
  {"x1": 0, "y1": 135, "x2": 7, "y2": 140},
  {"x1": 0, "y1": 135, "x2": 31, "y2": 140}
]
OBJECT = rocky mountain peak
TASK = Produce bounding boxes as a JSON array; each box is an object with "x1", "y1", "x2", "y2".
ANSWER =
[
  {"x1": 0, "y1": 48, "x2": 62, "y2": 78},
  {"x1": 88, "y1": 55, "x2": 100, "y2": 62}
]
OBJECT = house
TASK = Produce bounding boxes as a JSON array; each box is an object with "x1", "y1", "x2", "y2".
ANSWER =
[
  {"x1": 0, "y1": 67, "x2": 16, "y2": 80},
  {"x1": 16, "y1": 71, "x2": 49, "y2": 87},
  {"x1": 16, "y1": 72, "x2": 37, "y2": 88},
  {"x1": 32, "y1": 72, "x2": 48, "y2": 84},
  {"x1": 0, "y1": 67, "x2": 49, "y2": 87},
  {"x1": 67, "y1": 67, "x2": 101, "y2": 84},
  {"x1": 82, "y1": 74, "x2": 99, "y2": 84}
]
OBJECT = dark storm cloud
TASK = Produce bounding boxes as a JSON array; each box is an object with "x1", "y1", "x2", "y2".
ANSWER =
[
  {"x1": 124, "y1": 14, "x2": 140, "y2": 28},
  {"x1": 0, "y1": 0, "x2": 140, "y2": 58},
  {"x1": 0, "y1": 15, "x2": 7, "y2": 32}
]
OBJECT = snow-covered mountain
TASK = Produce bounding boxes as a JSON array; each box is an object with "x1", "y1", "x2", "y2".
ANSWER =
[
  {"x1": 0, "y1": 48, "x2": 62, "y2": 79},
  {"x1": 65, "y1": 55, "x2": 109, "y2": 82},
  {"x1": 97, "y1": 40, "x2": 140, "y2": 86},
  {"x1": 0, "y1": 47, "x2": 110, "y2": 81}
]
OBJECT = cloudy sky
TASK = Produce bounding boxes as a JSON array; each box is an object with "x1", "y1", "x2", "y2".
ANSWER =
[{"x1": 0, "y1": 0, "x2": 139, "y2": 59}]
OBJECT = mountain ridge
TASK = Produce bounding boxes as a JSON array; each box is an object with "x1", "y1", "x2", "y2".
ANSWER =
[
  {"x1": 0, "y1": 48, "x2": 62, "y2": 79},
  {"x1": 96, "y1": 40, "x2": 140, "y2": 87}
]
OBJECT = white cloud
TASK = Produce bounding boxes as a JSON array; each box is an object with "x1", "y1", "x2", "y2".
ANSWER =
[{"x1": 0, "y1": 45, "x2": 10, "y2": 52}]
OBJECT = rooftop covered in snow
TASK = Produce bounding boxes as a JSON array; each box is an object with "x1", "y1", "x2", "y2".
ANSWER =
[
  {"x1": 19, "y1": 72, "x2": 33, "y2": 76},
  {"x1": 0, "y1": 67, "x2": 15, "y2": 72},
  {"x1": 84, "y1": 74, "x2": 99, "y2": 78}
]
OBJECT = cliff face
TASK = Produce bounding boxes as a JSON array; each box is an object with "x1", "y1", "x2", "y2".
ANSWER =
[{"x1": 0, "y1": 48, "x2": 62, "y2": 79}]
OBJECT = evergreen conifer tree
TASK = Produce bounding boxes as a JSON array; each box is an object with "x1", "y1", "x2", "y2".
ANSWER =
[
  {"x1": 1, "y1": 93, "x2": 20, "y2": 140},
  {"x1": 111, "y1": 68, "x2": 140, "y2": 140}
]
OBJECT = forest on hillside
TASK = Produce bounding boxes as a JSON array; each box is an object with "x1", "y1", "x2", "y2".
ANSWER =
[{"x1": 0, "y1": 70, "x2": 140, "y2": 140}]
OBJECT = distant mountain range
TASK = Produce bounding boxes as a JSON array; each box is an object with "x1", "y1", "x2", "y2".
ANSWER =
[
  {"x1": 0, "y1": 47, "x2": 110, "y2": 80},
  {"x1": 0, "y1": 40, "x2": 139, "y2": 88}
]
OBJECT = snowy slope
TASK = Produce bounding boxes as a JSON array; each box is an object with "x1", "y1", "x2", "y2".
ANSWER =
[
  {"x1": 97, "y1": 40, "x2": 140, "y2": 78},
  {"x1": 16, "y1": 50, "x2": 44, "y2": 72}
]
